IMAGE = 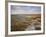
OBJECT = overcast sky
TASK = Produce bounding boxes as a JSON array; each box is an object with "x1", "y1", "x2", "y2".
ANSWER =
[{"x1": 11, "y1": 5, "x2": 41, "y2": 14}]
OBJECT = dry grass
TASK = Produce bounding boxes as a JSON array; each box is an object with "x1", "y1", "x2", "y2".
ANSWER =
[{"x1": 11, "y1": 14, "x2": 41, "y2": 31}]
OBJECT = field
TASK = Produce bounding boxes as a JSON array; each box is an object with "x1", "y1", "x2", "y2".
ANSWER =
[{"x1": 11, "y1": 14, "x2": 41, "y2": 31}]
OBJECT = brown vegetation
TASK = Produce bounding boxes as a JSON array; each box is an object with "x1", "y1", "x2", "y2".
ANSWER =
[{"x1": 11, "y1": 14, "x2": 41, "y2": 31}]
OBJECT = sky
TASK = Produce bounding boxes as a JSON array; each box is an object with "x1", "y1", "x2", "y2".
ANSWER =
[{"x1": 11, "y1": 5, "x2": 41, "y2": 14}]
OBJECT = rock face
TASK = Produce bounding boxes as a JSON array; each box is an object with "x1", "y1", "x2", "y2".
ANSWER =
[
  {"x1": 11, "y1": 14, "x2": 41, "y2": 31},
  {"x1": 25, "y1": 21, "x2": 41, "y2": 31},
  {"x1": 25, "y1": 24, "x2": 35, "y2": 31}
]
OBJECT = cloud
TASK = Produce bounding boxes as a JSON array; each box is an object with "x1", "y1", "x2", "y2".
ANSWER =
[{"x1": 11, "y1": 5, "x2": 41, "y2": 14}]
